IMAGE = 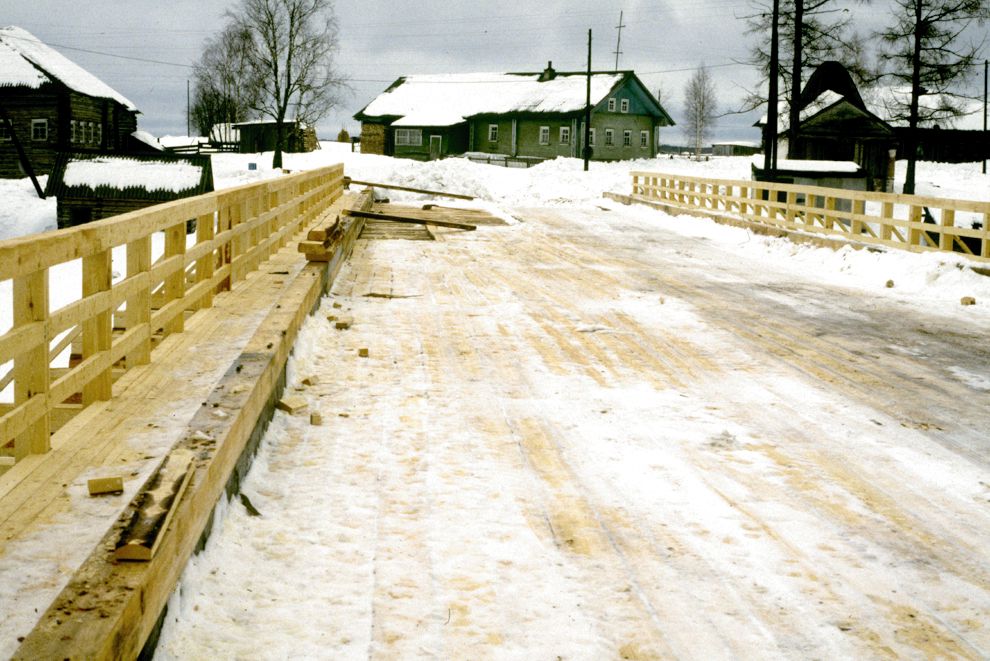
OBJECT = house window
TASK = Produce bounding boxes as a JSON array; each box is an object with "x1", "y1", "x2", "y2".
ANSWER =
[
  {"x1": 623, "y1": 130, "x2": 632, "y2": 147},
  {"x1": 604, "y1": 129, "x2": 614, "y2": 146},
  {"x1": 620, "y1": 99, "x2": 629, "y2": 113},
  {"x1": 488, "y1": 124, "x2": 498, "y2": 142},
  {"x1": 70, "y1": 120, "x2": 77, "y2": 143},
  {"x1": 395, "y1": 128, "x2": 422, "y2": 146},
  {"x1": 95, "y1": 124, "x2": 102, "y2": 146},
  {"x1": 589, "y1": 128, "x2": 596, "y2": 147},
  {"x1": 31, "y1": 119, "x2": 48, "y2": 141},
  {"x1": 607, "y1": 98, "x2": 616, "y2": 112},
  {"x1": 559, "y1": 126, "x2": 570, "y2": 145},
  {"x1": 0, "y1": 123, "x2": 10, "y2": 141},
  {"x1": 539, "y1": 126, "x2": 550, "y2": 145},
  {"x1": 640, "y1": 130, "x2": 649, "y2": 148}
]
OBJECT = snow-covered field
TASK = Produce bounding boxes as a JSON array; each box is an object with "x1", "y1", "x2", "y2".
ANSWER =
[{"x1": 2, "y1": 144, "x2": 990, "y2": 658}]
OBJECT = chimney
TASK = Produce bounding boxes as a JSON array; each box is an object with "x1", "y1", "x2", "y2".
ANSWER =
[{"x1": 539, "y1": 60, "x2": 556, "y2": 82}]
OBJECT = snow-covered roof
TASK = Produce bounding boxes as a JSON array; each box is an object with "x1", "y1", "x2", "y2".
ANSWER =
[
  {"x1": 752, "y1": 156, "x2": 862, "y2": 174},
  {"x1": 357, "y1": 72, "x2": 627, "y2": 126},
  {"x1": 130, "y1": 130, "x2": 164, "y2": 152},
  {"x1": 0, "y1": 26, "x2": 137, "y2": 111},
  {"x1": 63, "y1": 156, "x2": 204, "y2": 193}
]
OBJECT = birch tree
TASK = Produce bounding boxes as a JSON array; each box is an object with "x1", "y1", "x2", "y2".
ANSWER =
[
  {"x1": 683, "y1": 66, "x2": 718, "y2": 158},
  {"x1": 229, "y1": 0, "x2": 346, "y2": 167},
  {"x1": 192, "y1": 24, "x2": 259, "y2": 139}
]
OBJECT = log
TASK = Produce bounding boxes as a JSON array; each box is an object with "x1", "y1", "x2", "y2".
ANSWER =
[
  {"x1": 343, "y1": 209, "x2": 476, "y2": 231},
  {"x1": 343, "y1": 177, "x2": 474, "y2": 200},
  {"x1": 113, "y1": 448, "x2": 195, "y2": 562}
]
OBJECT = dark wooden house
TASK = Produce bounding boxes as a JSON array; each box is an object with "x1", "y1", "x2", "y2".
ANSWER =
[
  {"x1": 44, "y1": 152, "x2": 213, "y2": 229},
  {"x1": 232, "y1": 119, "x2": 319, "y2": 154},
  {"x1": 354, "y1": 63, "x2": 674, "y2": 162},
  {"x1": 757, "y1": 62, "x2": 897, "y2": 191},
  {"x1": 0, "y1": 26, "x2": 140, "y2": 179}
]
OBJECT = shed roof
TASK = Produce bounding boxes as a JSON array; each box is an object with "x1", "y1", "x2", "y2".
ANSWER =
[
  {"x1": 0, "y1": 26, "x2": 137, "y2": 111},
  {"x1": 45, "y1": 153, "x2": 213, "y2": 201},
  {"x1": 355, "y1": 70, "x2": 670, "y2": 126}
]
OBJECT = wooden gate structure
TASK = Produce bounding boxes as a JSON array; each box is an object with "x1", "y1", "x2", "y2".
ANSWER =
[{"x1": 625, "y1": 171, "x2": 990, "y2": 264}]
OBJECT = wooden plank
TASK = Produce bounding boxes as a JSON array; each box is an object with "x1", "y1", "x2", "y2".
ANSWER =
[
  {"x1": 81, "y1": 250, "x2": 112, "y2": 405},
  {"x1": 87, "y1": 476, "x2": 124, "y2": 496},
  {"x1": 344, "y1": 177, "x2": 475, "y2": 200},
  {"x1": 12, "y1": 270, "x2": 50, "y2": 457},
  {"x1": 114, "y1": 448, "x2": 195, "y2": 561},
  {"x1": 343, "y1": 209, "x2": 476, "y2": 231}
]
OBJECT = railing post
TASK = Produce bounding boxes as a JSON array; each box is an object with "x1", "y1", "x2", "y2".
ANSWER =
[
  {"x1": 195, "y1": 211, "x2": 216, "y2": 309},
  {"x1": 982, "y1": 211, "x2": 990, "y2": 259},
  {"x1": 880, "y1": 201, "x2": 893, "y2": 240},
  {"x1": 126, "y1": 236, "x2": 152, "y2": 366},
  {"x1": 908, "y1": 204, "x2": 923, "y2": 247},
  {"x1": 939, "y1": 208, "x2": 955, "y2": 251},
  {"x1": 164, "y1": 222, "x2": 186, "y2": 336},
  {"x1": 12, "y1": 270, "x2": 50, "y2": 457},
  {"x1": 82, "y1": 249, "x2": 112, "y2": 405},
  {"x1": 851, "y1": 199, "x2": 866, "y2": 235}
]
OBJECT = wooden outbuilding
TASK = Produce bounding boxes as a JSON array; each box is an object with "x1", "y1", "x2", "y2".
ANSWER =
[
  {"x1": 757, "y1": 62, "x2": 897, "y2": 191},
  {"x1": 233, "y1": 119, "x2": 318, "y2": 154},
  {"x1": 44, "y1": 152, "x2": 213, "y2": 229},
  {"x1": 354, "y1": 62, "x2": 674, "y2": 162},
  {"x1": 0, "y1": 26, "x2": 140, "y2": 179}
]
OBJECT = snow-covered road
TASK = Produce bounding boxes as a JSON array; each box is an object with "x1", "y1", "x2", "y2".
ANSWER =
[{"x1": 155, "y1": 201, "x2": 990, "y2": 659}]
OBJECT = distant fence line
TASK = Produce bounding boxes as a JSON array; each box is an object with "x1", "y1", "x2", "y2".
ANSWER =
[
  {"x1": 0, "y1": 165, "x2": 344, "y2": 472},
  {"x1": 629, "y1": 171, "x2": 990, "y2": 263}
]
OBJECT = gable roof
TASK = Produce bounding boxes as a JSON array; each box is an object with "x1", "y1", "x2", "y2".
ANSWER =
[
  {"x1": 355, "y1": 70, "x2": 671, "y2": 126},
  {"x1": 45, "y1": 153, "x2": 213, "y2": 201},
  {"x1": 0, "y1": 26, "x2": 137, "y2": 111}
]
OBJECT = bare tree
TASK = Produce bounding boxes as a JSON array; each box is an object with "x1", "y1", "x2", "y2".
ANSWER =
[
  {"x1": 744, "y1": 0, "x2": 874, "y2": 144},
  {"x1": 192, "y1": 24, "x2": 260, "y2": 139},
  {"x1": 229, "y1": 0, "x2": 346, "y2": 167},
  {"x1": 683, "y1": 66, "x2": 718, "y2": 158},
  {"x1": 878, "y1": 0, "x2": 989, "y2": 193}
]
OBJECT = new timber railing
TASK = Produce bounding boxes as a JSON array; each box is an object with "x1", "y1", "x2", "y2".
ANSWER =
[
  {"x1": 629, "y1": 171, "x2": 990, "y2": 264},
  {"x1": 0, "y1": 164, "x2": 344, "y2": 474}
]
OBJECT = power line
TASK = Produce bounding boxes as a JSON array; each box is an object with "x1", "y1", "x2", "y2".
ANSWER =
[{"x1": 1, "y1": 31, "x2": 193, "y2": 69}]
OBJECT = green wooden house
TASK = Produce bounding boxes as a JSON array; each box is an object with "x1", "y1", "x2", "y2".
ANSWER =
[{"x1": 355, "y1": 63, "x2": 674, "y2": 162}]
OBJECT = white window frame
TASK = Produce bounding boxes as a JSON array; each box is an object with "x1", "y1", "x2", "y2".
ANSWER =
[
  {"x1": 604, "y1": 128, "x2": 614, "y2": 147},
  {"x1": 70, "y1": 120, "x2": 77, "y2": 143},
  {"x1": 588, "y1": 128, "x2": 596, "y2": 147},
  {"x1": 0, "y1": 123, "x2": 10, "y2": 141},
  {"x1": 395, "y1": 128, "x2": 423, "y2": 146},
  {"x1": 623, "y1": 130, "x2": 632, "y2": 147},
  {"x1": 620, "y1": 99, "x2": 629, "y2": 113},
  {"x1": 559, "y1": 126, "x2": 570, "y2": 145},
  {"x1": 95, "y1": 123, "x2": 102, "y2": 146},
  {"x1": 607, "y1": 98, "x2": 616, "y2": 112},
  {"x1": 539, "y1": 126, "x2": 550, "y2": 145},
  {"x1": 87, "y1": 122, "x2": 95, "y2": 143},
  {"x1": 31, "y1": 119, "x2": 48, "y2": 141},
  {"x1": 488, "y1": 124, "x2": 498, "y2": 142},
  {"x1": 640, "y1": 130, "x2": 649, "y2": 148}
]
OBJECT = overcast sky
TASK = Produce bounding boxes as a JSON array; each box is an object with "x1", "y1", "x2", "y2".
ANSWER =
[{"x1": 3, "y1": 0, "x2": 945, "y2": 145}]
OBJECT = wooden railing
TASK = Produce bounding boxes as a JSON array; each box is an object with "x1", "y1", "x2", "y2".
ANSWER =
[
  {"x1": 630, "y1": 171, "x2": 990, "y2": 263},
  {"x1": 0, "y1": 164, "x2": 344, "y2": 472}
]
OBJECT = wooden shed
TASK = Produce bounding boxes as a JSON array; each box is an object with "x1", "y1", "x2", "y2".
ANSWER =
[
  {"x1": 44, "y1": 152, "x2": 213, "y2": 229},
  {"x1": 233, "y1": 119, "x2": 318, "y2": 154}
]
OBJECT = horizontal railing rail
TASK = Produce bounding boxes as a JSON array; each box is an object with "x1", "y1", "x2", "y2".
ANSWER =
[
  {"x1": 630, "y1": 171, "x2": 990, "y2": 263},
  {"x1": 0, "y1": 165, "x2": 344, "y2": 473}
]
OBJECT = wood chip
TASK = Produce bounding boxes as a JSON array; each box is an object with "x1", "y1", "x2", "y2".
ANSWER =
[
  {"x1": 358, "y1": 348, "x2": 369, "y2": 358},
  {"x1": 302, "y1": 375, "x2": 320, "y2": 386},
  {"x1": 310, "y1": 413, "x2": 323, "y2": 426},
  {"x1": 88, "y1": 476, "x2": 124, "y2": 496},
  {"x1": 276, "y1": 395, "x2": 308, "y2": 414},
  {"x1": 335, "y1": 317, "x2": 353, "y2": 330},
  {"x1": 961, "y1": 296, "x2": 976, "y2": 306}
]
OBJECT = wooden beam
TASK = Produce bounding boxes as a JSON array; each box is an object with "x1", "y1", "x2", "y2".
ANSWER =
[
  {"x1": 343, "y1": 209, "x2": 476, "y2": 231},
  {"x1": 344, "y1": 177, "x2": 474, "y2": 200}
]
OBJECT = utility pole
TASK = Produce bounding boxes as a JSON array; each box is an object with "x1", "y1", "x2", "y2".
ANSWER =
[
  {"x1": 613, "y1": 10, "x2": 625, "y2": 72},
  {"x1": 983, "y1": 59, "x2": 987, "y2": 175},
  {"x1": 584, "y1": 29, "x2": 592, "y2": 172},
  {"x1": 764, "y1": 0, "x2": 780, "y2": 178},
  {"x1": 186, "y1": 79, "x2": 191, "y2": 137}
]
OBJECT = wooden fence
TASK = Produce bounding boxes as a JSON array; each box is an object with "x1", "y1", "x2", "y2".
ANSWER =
[
  {"x1": 0, "y1": 165, "x2": 344, "y2": 473},
  {"x1": 630, "y1": 171, "x2": 990, "y2": 263}
]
